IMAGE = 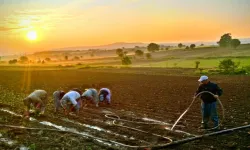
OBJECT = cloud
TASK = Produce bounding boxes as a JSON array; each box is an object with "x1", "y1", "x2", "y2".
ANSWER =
[{"x1": 0, "y1": 26, "x2": 22, "y2": 31}]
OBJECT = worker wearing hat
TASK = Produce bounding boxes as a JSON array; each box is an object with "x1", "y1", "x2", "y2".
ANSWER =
[{"x1": 194, "y1": 75, "x2": 223, "y2": 129}]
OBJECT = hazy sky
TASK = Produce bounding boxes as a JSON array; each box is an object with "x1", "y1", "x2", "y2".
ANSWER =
[{"x1": 0, "y1": 0, "x2": 250, "y2": 53}]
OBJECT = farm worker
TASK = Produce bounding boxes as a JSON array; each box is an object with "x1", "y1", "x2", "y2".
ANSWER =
[
  {"x1": 23, "y1": 90, "x2": 48, "y2": 118},
  {"x1": 60, "y1": 90, "x2": 82, "y2": 116},
  {"x1": 53, "y1": 90, "x2": 66, "y2": 113},
  {"x1": 82, "y1": 88, "x2": 99, "y2": 107},
  {"x1": 98, "y1": 88, "x2": 111, "y2": 104},
  {"x1": 194, "y1": 75, "x2": 223, "y2": 129}
]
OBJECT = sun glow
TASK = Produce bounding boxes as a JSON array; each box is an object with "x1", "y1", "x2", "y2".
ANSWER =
[{"x1": 27, "y1": 31, "x2": 37, "y2": 41}]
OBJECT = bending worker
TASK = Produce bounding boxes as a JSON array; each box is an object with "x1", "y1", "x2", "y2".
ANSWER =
[
  {"x1": 53, "y1": 90, "x2": 66, "y2": 113},
  {"x1": 195, "y1": 75, "x2": 223, "y2": 129},
  {"x1": 61, "y1": 90, "x2": 82, "y2": 116},
  {"x1": 82, "y1": 88, "x2": 99, "y2": 107},
  {"x1": 99, "y1": 88, "x2": 111, "y2": 104},
  {"x1": 23, "y1": 89, "x2": 48, "y2": 118}
]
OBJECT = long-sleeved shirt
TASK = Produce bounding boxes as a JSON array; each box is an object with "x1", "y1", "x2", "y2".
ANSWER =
[
  {"x1": 195, "y1": 81, "x2": 223, "y2": 103},
  {"x1": 61, "y1": 91, "x2": 80, "y2": 106},
  {"x1": 99, "y1": 88, "x2": 111, "y2": 103},
  {"x1": 23, "y1": 90, "x2": 47, "y2": 112},
  {"x1": 82, "y1": 88, "x2": 98, "y2": 104}
]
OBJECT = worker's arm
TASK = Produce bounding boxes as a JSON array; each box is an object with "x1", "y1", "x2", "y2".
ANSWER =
[
  {"x1": 74, "y1": 104, "x2": 80, "y2": 115},
  {"x1": 23, "y1": 97, "x2": 31, "y2": 118},
  {"x1": 194, "y1": 84, "x2": 202, "y2": 97},
  {"x1": 215, "y1": 84, "x2": 223, "y2": 96}
]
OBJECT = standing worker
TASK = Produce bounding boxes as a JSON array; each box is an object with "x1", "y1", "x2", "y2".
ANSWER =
[
  {"x1": 23, "y1": 90, "x2": 48, "y2": 118},
  {"x1": 195, "y1": 75, "x2": 223, "y2": 129},
  {"x1": 98, "y1": 88, "x2": 111, "y2": 105},
  {"x1": 82, "y1": 88, "x2": 99, "y2": 107},
  {"x1": 53, "y1": 90, "x2": 66, "y2": 113}
]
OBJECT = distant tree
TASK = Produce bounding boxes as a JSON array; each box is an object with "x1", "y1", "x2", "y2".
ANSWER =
[
  {"x1": 74, "y1": 56, "x2": 80, "y2": 60},
  {"x1": 219, "y1": 59, "x2": 240, "y2": 74},
  {"x1": 231, "y1": 39, "x2": 241, "y2": 49},
  {"x1": 124, "y1": 51, "x2": 128, "y2": 55},
  {"x1": 165, "y1": 47, "x2": 169, "y2": 50},
  {"x1": 147, "y1": 43, "x2": 160, "y2": 52},
  {"x1": 9, "y1": 59, "x2": 17, "y2": 64},
  {"x1": 45, "y1": 58, "x2": 51, "y2": 62},
  {"x1": 20, "y1": 56, "x2": 29, "y2": 63},
  {"x1": 42, "y1": 60, "x2": 45, "y2": 64},
  {"x1": 190, "y1": 44, "x2": 196, "y2": 49},
  {"x1": 65, "y1": 56, "x2": 68, "y2": 61},
  {"x1": 135, "y1": 50, "x2": 144, "y2": 57},
  {"x1": 195, "y1": 61, "x2": 200, "y2": 69},
  {"x1": 116, "y1": 48, "x2": 123, "y2": 55},
  {"x1": 217, "y1": 33, "x2": 232, "y2": 47},
  {"x1": 121, "y1": 56, "x2": 132, "y2": 65},
  {"x1": 200, "y1": 43, "x2": 204, "y2": 46},
  {"x1": 90, "y1": 53, "x2": 94, "y2": 57},
  {"x1": 146, "y1": 53, "x2": 152, "y2": 59},
  {"x1": 134, "y1": 46, "x2": 140, "y2": 49},
  {"x1": 178, "y1": 43, "x2": 183, "y2": 48},
  {"x1": 185, "y1": 46, "x2": 190, "y2": 50},
  {"x1": 118, "y1": 53, "x2": 124, "y2": 58}
]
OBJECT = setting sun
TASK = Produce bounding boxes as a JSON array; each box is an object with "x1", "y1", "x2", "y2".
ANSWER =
[{"x1": 27, "y1": 31, "x2": 37, "y2": 41}]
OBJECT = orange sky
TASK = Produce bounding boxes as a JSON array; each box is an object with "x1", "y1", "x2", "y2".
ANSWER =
[{"x1": 0, "y1": 0, "x2": 250, "y2": 54}]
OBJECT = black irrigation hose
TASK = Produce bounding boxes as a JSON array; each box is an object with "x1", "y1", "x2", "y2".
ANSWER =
[{"x1": 151, "y1": 124, "x2": 250, "y2": 150}]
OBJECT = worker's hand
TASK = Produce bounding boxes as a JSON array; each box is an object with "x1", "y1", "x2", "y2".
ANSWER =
[{"x1": 214, "y1": 95, "x2": 219, "y2": 99}]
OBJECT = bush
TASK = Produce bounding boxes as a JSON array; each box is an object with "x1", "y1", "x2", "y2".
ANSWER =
[
  {"x1": 231, "y1": 39, "x2": 241, "y2": 49},
  {"x1": 116, "y1": 48, "x2": 123, "y2": 55},
  {"x1": 195, "y1": 61, "x2": 200, "y2": 69},
  {"x1": 190, "y1": 44, "x2": 196, "y2": 49},
  {"x1": 135, "y1": 50, "x2": 144, "y2": 57},
  {"x1": 121, "y1": 56, "x2": 132, "y2": 65},
  {"x1": 9, "y1": 59, "x2": 17, "y2": 64},
  {"x1": 178, "y1": 43, "x2": 183, "y2": 48},
  {"x1": 218, "y1": 59, "x2": 240, "y2": 74},
  {"x1": 147, "y1": 43, "x2": 160, "y2": 52},
  {"x1": 45, "y1": 58, "x2": 51, "y2": 62},
  {"x1": 20, "y1": 56, "x2": 28, "y2": 63}
]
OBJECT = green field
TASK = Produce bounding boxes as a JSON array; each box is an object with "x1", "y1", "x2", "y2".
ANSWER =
[
  {"x1": 138, "y1": 57, "x2": 250, "y2": 68},
  {"x1": 1, "y1": 44, "x2": 250, "y2": 71}
]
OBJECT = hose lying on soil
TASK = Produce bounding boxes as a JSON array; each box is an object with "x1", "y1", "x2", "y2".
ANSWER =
[
  {"x1": 1, "y1": 123, "x2": 250, "y2": 150},
  {"x1": 0, "y1": 124, "x2": 70, "y2": 132},
  {"x1": 171, "y1": 91, "x2": 225, "y2": 131},
  {"x1": 151, "y1": 124, "x2": 250, "y2": 150},
  {"x1": 104, "y1": 113, "x2": 184, "y2": 127}
]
